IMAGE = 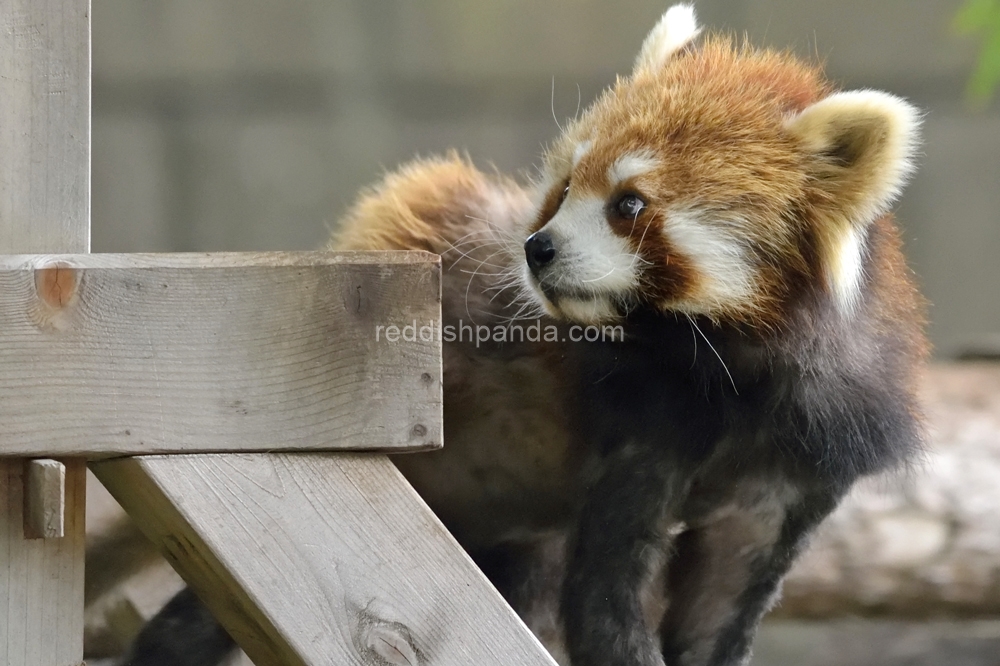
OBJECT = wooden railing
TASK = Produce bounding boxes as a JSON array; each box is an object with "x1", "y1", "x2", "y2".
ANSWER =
[{"x1": 0, "y1": 3, "x2": 555, "y2": 664}]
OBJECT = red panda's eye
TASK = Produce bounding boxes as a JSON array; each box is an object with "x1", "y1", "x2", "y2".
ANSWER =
[
  {"x1": 560, "y1": 183, "x2": 570, "y2": 203},
  {"x1": 615, "y1": 194, "x2": 646, "y2": 219}
]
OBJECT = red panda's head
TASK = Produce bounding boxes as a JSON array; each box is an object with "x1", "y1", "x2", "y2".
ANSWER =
[{"x1": 521, "y1": 4, "x2": 920, "y2": 329}]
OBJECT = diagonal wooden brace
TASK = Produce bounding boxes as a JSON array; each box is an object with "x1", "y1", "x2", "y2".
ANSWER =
[{"x1": 92, "y1": 454, "x2": 557, "y2": 666}]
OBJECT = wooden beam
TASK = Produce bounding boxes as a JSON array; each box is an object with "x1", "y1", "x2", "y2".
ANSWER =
[
  {"x1": 0, "y1": 0, "x2": 90, "y2": 663},
  {"x1": 0, "y1": 252, "x2": 442, "y2": 457},
  {"x1": 24, "y1": 459, "x2": 67, "y2": 539},
  {"x1": 91, "y1": 454, "x2": 557, "y2": 666}
]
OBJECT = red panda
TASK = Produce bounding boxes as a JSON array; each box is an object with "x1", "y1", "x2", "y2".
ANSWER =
[
  {"x1": 103, "y1": 5, "x2": 927, "y2": 666},
  {"x1": 333, "y1": 5, "x2": 928, "y2": 666}
]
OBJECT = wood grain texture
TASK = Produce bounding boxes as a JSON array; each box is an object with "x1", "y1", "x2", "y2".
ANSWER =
[
  {"x1": 24, "y1": 459, "x2": 66, "y2": 538},
  {"x1": 91, "y1": 453, "x2": 557, "y2": 666},
  {"x1": 1, "y1": 459, "x2": 86, "y2": 665},
  {"x1": 0, "y1": 252, "x2": 442, "y2": 457},
  {"x1": 0, "y1": 0, "x2": 90, "y2": 254},
  {"x1": 0, "y1": 1, "x2": 90, "y2": 663}
]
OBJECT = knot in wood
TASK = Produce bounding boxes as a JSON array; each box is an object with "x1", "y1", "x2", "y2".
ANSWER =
[
  {"x1": 354, "y1": 608, "x2": 422, "y2": 666},
  {"x1": 34, "y1": 264, "x2": 79, "y2": 309}
]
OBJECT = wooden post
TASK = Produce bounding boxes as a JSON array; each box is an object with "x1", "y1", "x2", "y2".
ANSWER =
[{"x1": 0, "y1": 0, "x2": 90, "y2": 664}]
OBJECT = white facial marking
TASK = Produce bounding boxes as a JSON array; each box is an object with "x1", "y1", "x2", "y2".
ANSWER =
[
  {"x1": 608, "y1": 151, "x2": 660, "y2": 186},
  {"x1": 634, "y1": 4, "x2": 700, "y2": 73},
  {"x1": 558, "y1": 296, "x2": 617, "y2": 324},
  {"x1": 664, "y1": 211, "x2": 756, "y2": 310},
  {"x1": 572, "y1": 141, "x2": 593, "y2": 168},
  {"x1": 543, "y1": 196, "x2": 639, "y2": 293},
  {"x1": 829, "y1": 225, "x2": 867, "y2": 315}
]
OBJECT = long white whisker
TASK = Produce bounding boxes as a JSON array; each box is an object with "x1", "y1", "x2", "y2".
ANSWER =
[
  {"x1": 551, "y1": 77, "x2": 564, "y2": 133},
  {"x1": 463, "y1": 247, "x2": 513, "y2": 318},
  {"x1": 581, "y1": 266, "x2": 617, "y2": 283},
  {"x1": 627, "y1": 210, "x2": 653, "y2": 272},
  {"x1": 464, "y1": 215, "x2": 505, "y2": 226},
  {"x1": 684, "y1": 314, "x2": 698, "y2": 368},
  {"x1": 685, "y1": 314, "x2": 738, "y2": 395},
  {"x1": 457, "y1": 254, "x2": 511, "y2": 271},
  {"x1": 483, "y1": 274, "x2": 523, "y2": 292},
  {"x1": 486, "y1": 273, "x2": 525, "y2": 302},
  {"x1": 411, "y1": 208, "x2": 539, "y2": 324},
  {"x1": 487, "y1": 285, "x2": 517, "y2": 303},
  {"x1": 500, "y1": 299, "x2": 537, "y2": 324}
]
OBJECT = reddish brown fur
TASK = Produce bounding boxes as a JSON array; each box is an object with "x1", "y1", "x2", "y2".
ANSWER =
[
  {"x1": 326, "y1": 17, "x2": 934, "y2": 666},
  {"x1": 85, "y1": 12, "x2": 929, "y2": 666},
  {"x1": 533, "y1": 36, "x2": 841, "y2": 327},
  {"x1": 333, "y1": 152, "x2": 529, "y2": 256}
]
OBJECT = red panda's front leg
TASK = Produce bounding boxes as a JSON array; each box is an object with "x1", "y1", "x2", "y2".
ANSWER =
[
  {"x1": 561, "y1": 446, "x2": 687, "y2": 666},
  {"x1": 660, "y1": 486, "x2": 844, "y2": 666}
]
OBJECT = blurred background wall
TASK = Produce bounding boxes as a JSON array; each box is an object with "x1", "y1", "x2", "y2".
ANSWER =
[{"x1": 91, "y1": 0, "x2": 999, "y2": 357}]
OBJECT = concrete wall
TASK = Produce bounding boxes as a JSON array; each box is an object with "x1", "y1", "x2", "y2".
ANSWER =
[{"x1": 91, "y1": 0, "x2": 999, "y2": 355}]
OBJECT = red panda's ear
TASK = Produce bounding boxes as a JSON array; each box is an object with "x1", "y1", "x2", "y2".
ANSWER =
[
  {"x1": 633, "y1": 4, "x2": 700, "y2": 74},
  {"x1": 785, "y1": 90, "x2": 921, "y2": 228}
]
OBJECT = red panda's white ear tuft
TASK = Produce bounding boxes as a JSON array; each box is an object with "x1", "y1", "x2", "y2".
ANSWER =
[
  {"x1": 785, "y1": 90, "x2": 921, "y2": 228},
  {"x1": 633, "y1": 4, "x2": 700, "y2": 74},
  {"x1": 787, "y1": 91, "x2": 920, "y2": 314}
]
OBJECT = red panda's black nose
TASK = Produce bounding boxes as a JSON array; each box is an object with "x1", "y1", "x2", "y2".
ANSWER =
[{"x1": 525, "y1": 232, "x2": 556, "y2": 275}]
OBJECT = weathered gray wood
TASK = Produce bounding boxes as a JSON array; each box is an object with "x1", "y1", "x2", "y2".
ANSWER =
[
  {"x1": 24, "y1": 459, "x2": 66, "y2": 538},
  {"x1": 0, "y1": 251, "x2": 442, "y2": 457},
  {"x1": 91, "y1": 453, "x2": 557, "y2": 666},
  {"x1": 1, "y1": 459, "x2": 86, "y2": 665},
  {"x1": 0, "y1": 1, "x2": 90, "y2": 663},
  {"x1": 0, "y1": 0, "x2": 90, "y2": 254}
]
